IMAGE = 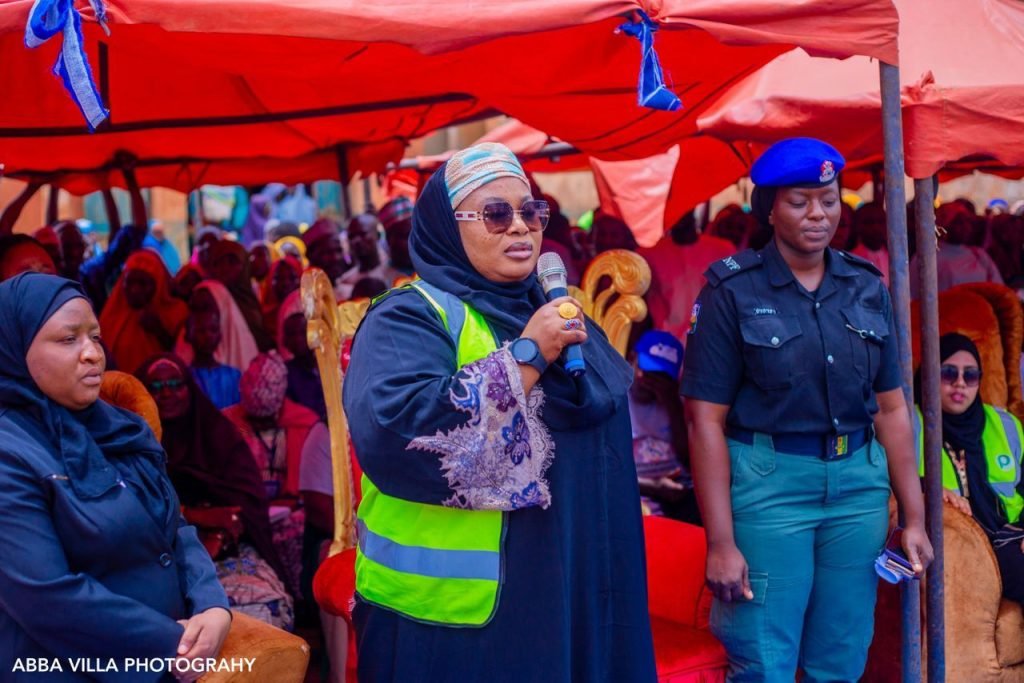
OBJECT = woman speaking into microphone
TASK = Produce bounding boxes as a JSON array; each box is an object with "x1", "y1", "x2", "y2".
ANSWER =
[{"x1": 343, "y1": 143, "x2": 655, "y2": 681}]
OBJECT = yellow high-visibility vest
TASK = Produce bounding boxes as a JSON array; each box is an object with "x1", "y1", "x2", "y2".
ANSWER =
[
  {"x1": 914, "y1": 404, "x2": 1024, "y2": 524},
  {"x1": 355, "y1": 280, "x2": 504, "y2": 626}
]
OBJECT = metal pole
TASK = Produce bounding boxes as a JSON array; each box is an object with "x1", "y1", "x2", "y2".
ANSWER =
[
  {"x1": 46, "y1": 184, "x2": 59, "y2": 225},
  {"x1": 362, "y1": 177, "x2": 373, "y2": 213},
  {"x1": 879, "y1": 61, "x2": 923, "y2": 683},
  {"x1": 872, "y1": 166, "x2": 883, "y2": 204},
  {"x1": 915, "y1": 176, "x2": 945, "y2": 682},
  {"x1": 335, "y1": 146, "x2": 351, "y2": 221}
]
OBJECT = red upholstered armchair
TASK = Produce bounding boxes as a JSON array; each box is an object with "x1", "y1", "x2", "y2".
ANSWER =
[{"x1": 644, "y1": 516, "x2": 728, "y2": 682}]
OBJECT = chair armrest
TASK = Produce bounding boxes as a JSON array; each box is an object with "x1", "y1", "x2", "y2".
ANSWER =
[
  {"x1": 940, "y1": 505, "x2": 1004, "y2": 679},
  {"x1": 643, "y1": 516, "x2": 710, "y2": 628},
  {"x1": 313, "y1": 548, "x2": 357, "y2": 620},
  {"x1": 201, "y1": 611, "x2": 309, "y2": 683}
]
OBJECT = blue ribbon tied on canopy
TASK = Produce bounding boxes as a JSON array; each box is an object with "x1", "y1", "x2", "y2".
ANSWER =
[
  {"x1": 618, "y1": 11, "x2": 682, "y2": 112},
  {"x1": 24, "y1": 0, "x2": 110, "y2": 131}
]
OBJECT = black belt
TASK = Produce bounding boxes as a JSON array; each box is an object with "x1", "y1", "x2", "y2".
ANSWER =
[{"x1": 726, "y1": 427, "x2": 873, "y2": 461}]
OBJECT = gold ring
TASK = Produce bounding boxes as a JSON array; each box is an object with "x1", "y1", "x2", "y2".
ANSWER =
[{"x1": 557, "y1": 302, "x2": 579, "y2": 320}]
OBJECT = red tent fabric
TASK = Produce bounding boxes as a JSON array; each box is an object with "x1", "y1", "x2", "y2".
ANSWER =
[
  {"x1": 0, "y1": 0, "x2": 897, "y2": 194},
  {"x1": 665, "y1": 0, "x2": 1024, "y2": 224},
  {"x1": 408, "y1": 119, "x2": 589, "y2": 175}
]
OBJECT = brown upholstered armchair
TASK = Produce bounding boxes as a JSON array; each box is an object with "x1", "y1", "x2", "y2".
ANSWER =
[
  {"x1": 911, "y1": 282, "x2": 1024, "y2": 421},
  {"x1": 941, "y1": 505, "x2": 1024, "y2": 681},
  {"x1": 100, "y1": 372, "x2": 310, "y2": 683},
  {"x1": 867, "y1": 282, "x2": 1024, "y2": 682},
  {"x1": 918, "y1": 283, "x2": 1024, "y2": 681}
]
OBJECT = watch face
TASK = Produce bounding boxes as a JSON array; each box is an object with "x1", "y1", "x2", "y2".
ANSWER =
[{"x1": 511, "y1": 338, "x2": 537, "y2": 363}]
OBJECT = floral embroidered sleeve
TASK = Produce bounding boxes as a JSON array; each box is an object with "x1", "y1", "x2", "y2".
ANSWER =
[
  {"x1": 343, "y1": 291, "x2": 553, "y2": 510},
  {"x1": 408, "y1": 345, "x2": 553, "y2": 510}
]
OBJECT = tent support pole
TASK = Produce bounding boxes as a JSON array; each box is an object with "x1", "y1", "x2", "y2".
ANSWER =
[
  {"x1": 363, "y1": 177, "x2": 373, "y2": 213},
  {"x1": 46, "y1": 184, "x2": 59, "y2": 224},
  {"x1": 879, "y1": 60, "x2": 923, "y2": 683},
  {"x1": 872, "y1": 166, "x2": 884, "y2": 203},
  {"x1": 915, "y1": 175, "x2": 945, "y2": 683},
  {"x1": 335, "y1": 146, "x2": 352, "y2": 221}
]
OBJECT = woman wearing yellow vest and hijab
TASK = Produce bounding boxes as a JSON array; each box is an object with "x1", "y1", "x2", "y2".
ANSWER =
[
  {"x1": 916, "y1": 333, "x2": 1024, "y2": 603},
  {"x1": 342, "y1": 143, "x2": 656, "y2": 681}
]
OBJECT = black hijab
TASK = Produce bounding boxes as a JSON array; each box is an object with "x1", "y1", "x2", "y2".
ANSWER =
[
  {"x1": 136, "y1": 353, "x2": 285, "y2": 578},
  {"x1": 0, "y1": 273, "x2": 164, "y2": 499},
  {"x1": 938, "y1": 333, "x2": 985, "y2": 456},
  {"x1": 408, "y1": 164, "x2": 632, "y2": 429}
]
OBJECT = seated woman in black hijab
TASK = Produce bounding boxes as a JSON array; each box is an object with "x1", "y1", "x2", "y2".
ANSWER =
[
  {"x1": 917, "y1": 333, "x2": 1024, "y2": 603},
  {"x1": 136, "y1": 353, "x2": 288, "y2": 588},
  {"x1": 0, "y1": 273, "x2": 231, "y2": 680},
  {"x1": 344, "y1": 142, "x2": 655, "y2": 681}
]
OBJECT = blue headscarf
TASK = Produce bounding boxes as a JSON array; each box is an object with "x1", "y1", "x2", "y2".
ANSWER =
[
  {"x1": 0, "y1": 273, "x2": 164, "y2": 499},
  {"x1": 408, "y1": 162, "x2": 632, "y2": 428}
]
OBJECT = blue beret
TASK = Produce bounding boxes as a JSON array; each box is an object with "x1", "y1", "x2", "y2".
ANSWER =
[{"x1": 750, "y1": 137, "x2": 845, "y2": 188}]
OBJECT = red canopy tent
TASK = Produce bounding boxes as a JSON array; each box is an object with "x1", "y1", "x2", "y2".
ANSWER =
[
  {"x1": 403, "y1": 119, "x2": 588, "y2": 175},
  {"x1": 664, "y1": 0, "x2": 1024, "y2": 224},
  {"x1": 0, "y1": 0, "x2": 898, "y2": 196},
  {"x1": 402, "y1": 117, "x2": 678, "y2": 247}
]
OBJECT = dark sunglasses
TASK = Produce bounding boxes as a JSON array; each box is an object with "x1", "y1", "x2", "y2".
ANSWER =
[
  {"x1": 149, "y1": 378, "x2": 185, "y2": 392},
  {"x1": 940, "y1": 364, "x2": 982, "y2": 387},
  {"x1": 454, "y1": 200, "x2": 550, "y2": 234}
]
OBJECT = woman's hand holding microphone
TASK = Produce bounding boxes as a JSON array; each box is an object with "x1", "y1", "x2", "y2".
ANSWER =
[
  {"x1": 514, "y1": 296, "x2": 587, "y2": 393},
  {"x1": 521, "y1": 296, "x2": 588, "y2": 364}
]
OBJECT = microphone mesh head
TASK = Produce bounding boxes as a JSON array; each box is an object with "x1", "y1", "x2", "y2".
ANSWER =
[{"x1": 536, "y1": 252, "x2": 567, "y2": 293}]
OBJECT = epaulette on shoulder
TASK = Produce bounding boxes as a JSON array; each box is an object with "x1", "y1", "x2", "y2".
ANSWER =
[
  {"x1": 837, "y1": 250, "x2": 883, "y2": 277},
  {"x1": 704, "y1": 249, "x2": 763, "y2": 287}
]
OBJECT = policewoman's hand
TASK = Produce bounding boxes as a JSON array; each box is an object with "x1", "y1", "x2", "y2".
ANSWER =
[
  {"x1": 521, "y1": 296, "x2": 588, "y2": 365},
  {"x1": 901, "y1": 524, "x2": 934, "y2": 577},
  {"x1": 706, "y1": 542, "x2": 754, "y2": 603}
]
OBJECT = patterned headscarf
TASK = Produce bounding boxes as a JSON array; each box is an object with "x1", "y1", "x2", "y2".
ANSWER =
[
  {"x1": 240, "y1": 351, "x2": 288, "y2": 417},
  {"x1": 444, "y1": 142, "x2": 528, "y2": 209}
]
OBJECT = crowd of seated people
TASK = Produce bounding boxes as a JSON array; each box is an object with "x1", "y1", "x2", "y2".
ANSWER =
[{"x1": 0, "y1": 182, "x2": 422, "y2": 655}]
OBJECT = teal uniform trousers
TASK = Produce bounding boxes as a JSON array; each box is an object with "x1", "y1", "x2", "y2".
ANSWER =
[{"x1": 711, "y1": 434, "x2": 891, "y2": 682}]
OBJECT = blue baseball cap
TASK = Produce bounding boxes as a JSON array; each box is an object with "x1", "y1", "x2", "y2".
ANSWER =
[
  {"x1": 635, "y1": 330, "x2": 684, "y2": 378},
  {"x1": 750, "y1": 137, "x2": 845, "y2": 188}
]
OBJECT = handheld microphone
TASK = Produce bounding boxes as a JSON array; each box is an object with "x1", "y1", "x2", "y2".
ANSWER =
[{"x1": 536, "y1": 252, "x2": 586, "y2": 377}]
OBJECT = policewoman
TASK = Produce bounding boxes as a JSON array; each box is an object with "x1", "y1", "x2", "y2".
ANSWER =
[
  {"x1": 682, "y1": 138, "x2": 933, "y2": 682},
  {"x1": 342, "y1": 143, "x2": 655, "y2": 681},
  {"x1": 915, "y1": 333, "x2": 1024, "y2": 605}
]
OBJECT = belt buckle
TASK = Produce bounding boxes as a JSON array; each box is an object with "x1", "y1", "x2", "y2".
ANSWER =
[{"x1": 823, "y1": 434, "x2": 849, "y2": 461}]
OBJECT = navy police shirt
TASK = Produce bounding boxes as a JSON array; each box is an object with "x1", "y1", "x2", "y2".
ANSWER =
[{"x1": 681, "y1": 239, "x2": 902, "y2": 435}]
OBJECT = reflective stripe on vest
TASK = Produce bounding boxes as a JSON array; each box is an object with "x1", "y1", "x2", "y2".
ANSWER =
[
  {"x1": 916, "y1": 404, "x2": 1024, "y2": 523},
  {"x1": 355, "y1": 281, "x2": 504, "y2": 626},
  {"x1": 356, "y1": 520, "x2": 500, "y2": 581}
]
